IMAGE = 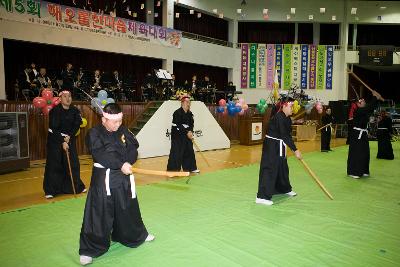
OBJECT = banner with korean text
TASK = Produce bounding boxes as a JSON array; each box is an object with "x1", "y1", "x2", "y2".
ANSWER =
[{"x1": 0, "y1": 0, "x2": 182, "y2": 49}]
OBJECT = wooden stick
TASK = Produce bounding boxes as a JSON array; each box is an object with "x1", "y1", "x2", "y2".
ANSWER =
[
  {"x1": 298, "y1": 158, "x2": 334, "y2": 200},
  {"x1": 350, "y1": 84, "x2": 360, "y2": 100},
  {"x1": 65, "y1": 149, "x2": 77, "y2": 197},
  {"x1": 292, "y1": 110, "x2": 306, "y2": 120},
  {"x1": 317, "y1": 123, "x2": 332, "y2": 132},
  {"x1": 348, "y1": 71, "x2": 374, "y2": 93},
  {"x1": 131, "y1": 167, "x2": 190, "y2": 178},
  {"x1": 192, "y1": 139, "x2": 211, "y2": 167}
]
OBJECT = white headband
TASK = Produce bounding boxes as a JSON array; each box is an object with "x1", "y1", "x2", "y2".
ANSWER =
[{"x1": 103, "y1": 112, "x2": 123, "y2": 120}]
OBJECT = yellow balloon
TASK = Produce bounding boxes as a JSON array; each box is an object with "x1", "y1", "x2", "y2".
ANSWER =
[
  {"x1": 101, "y1": 99, "x2": 107, "y2": 105},
  {"x1": 75, "y1": 128, "x2": 81, "y2": 136},
  {"x1": 292, "y1": 100, "x2": 301, "y2": 114},
  {"x1": 80, "y1": 118, "x2": 87, "y2": 128}
]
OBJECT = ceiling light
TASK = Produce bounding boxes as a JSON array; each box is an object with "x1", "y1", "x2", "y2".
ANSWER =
[
  {"x1": 290, "y1": 8, "x2": 295, "y2": 15},
  {"x1": 212, "y1": 9, "x2": 218, "y2": 14},
  {"x1": 263, "y1": 9, "x2": 268, "y2": 15},
  {"x1": 351, "y1": 7, "x2": 357, "y2": 15},
  {"x1": 237, "y1": 9, "x2": 242, "y2": 14},
  {"x1": 190, "y1": 10, "x2": 194, "y2": 14},
  {"x1": 309, "y1": 14, "x2": 314, "y2": 20},
  {"x1": 320, "y1": 8, "x2": 325, "y2": 14},
  {"x1": 332, "y1": 15, "x2": 336, "y2": 21}
]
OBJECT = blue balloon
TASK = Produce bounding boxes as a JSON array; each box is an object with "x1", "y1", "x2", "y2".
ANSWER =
[
  {"x1": 227, "y1": 101, "x2": 235, "y2": 107},
  {"x1": 106, "y1": 98, "x2": 115, "y2": 104},
  {"x1": 216, "y1": 106, "x2": 225, "y2": 113},
  {"x1": 235, "y1": 106, "x2": 242, "y2": 113},
  {"x1": 228, "y1": 106, "x2": 236, "y2": 116},
  {"x1": 97, "y1": 90, "x2": 108, "y2": 100}
]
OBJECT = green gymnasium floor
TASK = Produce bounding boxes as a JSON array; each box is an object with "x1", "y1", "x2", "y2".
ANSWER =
[{"x1": 1, "y1": 142, "x2": 399, "y2": 267}]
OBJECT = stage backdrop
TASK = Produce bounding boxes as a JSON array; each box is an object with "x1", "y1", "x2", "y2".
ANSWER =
[
  {"x1": 241, "y1": 44, "x2": 334, "y2": 90},
  {"x1": 136, "y1": 101, "x2": 230, "y2": 158}
]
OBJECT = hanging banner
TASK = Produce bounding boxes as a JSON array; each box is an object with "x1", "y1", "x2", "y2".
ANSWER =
[
  {"x1": 249, "y1": 44, "x2": 257, "y2": 88},
  {"x1": 275, "y1": 44, "x2": 283, "y2": 89},
  {"x1": 0, "y1": 1, "x2": 183, "y2": 48},
  {"x1": 309, "y1": 45, "x2": 317, "y2": 89},
  {"x1": 283, "y1": 44, "x2": 292, "y2": 90},
  {"x1": 241, "y1": 44, "x2": 249, "y2": 88},
  {"x1": 317, "y1": 45, "x2": 326, "y2": 90},
  {"x1": 301, "y1": 45, "x2": 309, "y2": 89},
  {"x1": 266, "y1": 44, "x2": 275, "y2": 90},
  {"x1": 326, "y1": 46, "x2": 334, "y2": 90},
  {"x1": 291, "y1": 44, "x2": 300, "y2": 88},
  {"x1": 256, "y1": 44, "x2": 266, "y2": 88}
]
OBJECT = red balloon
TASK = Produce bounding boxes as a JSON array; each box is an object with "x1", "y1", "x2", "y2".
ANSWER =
[
  {"x1": 52, "y1": 97, "x2": 61, "y2": 106},
  {"x1": 33, "y1": 97, "x2": 46, "y2": 108},
  {"x1": 219, "y1": 99, "x2": 226, "y2": 107},
  {"x1": 41, "y1": 89, "x2": 53, "y2": 100},
  {"x1": 42, "y1": 105, "x2": 53, "y2": 115}
]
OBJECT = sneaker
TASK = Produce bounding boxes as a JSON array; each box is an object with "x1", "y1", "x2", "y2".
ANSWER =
[
  {"x1": 45, "y1": 195, "x2": 54, "y2": 199},
  {"x1": 286, "y1": 191, "x2": 297, "y2": 197},
  {"x1": 190, "y1": 169, "x2": 200, "y2": 173},
  {"x1": 348, "y1": 175, "x2": 361, "y2": 179},
  {"x1": 363, "y1": 174, "x2": 370, "y2": 177},
  {"x1": 145, "y1": 234, "x2": 155, "y2": 242},
  {"x1": 255, "y1": 198, "x2": 273, "y2": 206},
  {"x1": 80, "y1": 255, "x2": 92, "y2": 266}
]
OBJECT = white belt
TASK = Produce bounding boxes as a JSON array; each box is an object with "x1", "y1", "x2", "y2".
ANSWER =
[
  {"x1": 172, "y1": 123, "x2": 179, "y2": 131},
  {"x1": 353, "y1": 127, "x2": 368, "y2": 139},
  {"x1": 93, "y1": 163, "x2": 136, "y2": 199},
  {"x1": 266, "y1": 135, "x2": 287, "y2": 157},
  {"x1": 48, "y1": 128, "x2": 69, "y2": 137}
]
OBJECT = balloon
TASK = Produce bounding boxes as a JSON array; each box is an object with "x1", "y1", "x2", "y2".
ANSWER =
[
  {"x1": 75, "y1": 128, "x2": 81, "y2": 136},
  {"x1": 41, "y1": 89, "x2": 53, "y2": 100},
  {"x1": 235, "y1": 106, "x2": 242, "y2": 113},
  {"x1": 228, "y1": 106, "x2": 236, "y2": 116},
  {"x1": 317, "y1": 107, "x2": 323, "y2": 114},
  {"x1": 107, "y1": 98, "x2": 115, "y2": 104},
  {"x1": 218, "y1": 99, "x2": 226, "y2": 107},
  {"x1": 216, "y1": 106, "x2": 225, "y2": 113},
  {"x1": 259, "y1": 107, "x2": 266, "y2": 114},
  {"x1": 33, "y1": 97, "x2": 46, "y2": 108},
  {"x1": 101, "y1": 99, "x2": 107, "y2": 105},
  {"x1": 227, "y1": 101, "x2": 235, "y2": 107},
  {"x1": 42, "y1": 105, "x2": 52, "y2": 115},
  {"x1": 259, "y1": 98, "x2": 266, "y2": 105},
  {"x1": 238, "y1": 110, "x2": 245, "y2": 116},
  {"x1": 80, "y1": 118, "x2": 87, "y2": 128},
  {"x1": 52, "y1": 97, "x2": 61, "y2": 106},
  {"x1": 242, "y1": 104, "x2": 249, "y2": 110},
  {"x1": 98, "y1": 90, "x2": 108, "y2": 99}
]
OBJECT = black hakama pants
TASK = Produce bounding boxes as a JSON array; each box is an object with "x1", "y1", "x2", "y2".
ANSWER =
[
  {"x1": 167, "y1": 135, "x2": 197, "y2": 171},
  {"x1": 377, "y1": 130, "x2": 394, "y2": 160},
  {"x1": 347, "y1": 130, "x2": 370, "y2": 176},
  {"x1": 321, "y1": 127, "x2": 332, "y2": 151},
  {"x1": 79, "y1": 168, "x2": 148, "y2": 257},
  {"x1": 257, "y1": 138, "x2": 292, "y2": 200},
  {"x1": 43, "y1": 138, "x2": 85, "y2": 196}
]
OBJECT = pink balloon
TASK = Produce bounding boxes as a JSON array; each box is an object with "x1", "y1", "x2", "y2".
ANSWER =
[
  {"x1": 242, "y1": 104, "x2": 249, "y2": 110},
  {"x1": 239, "y1": 110, "x2": 245, "y2": 115},
  {"x1": 52, "y1": 97, "x2": 61, "y2": 106},
  {"x1": 235, "y1": 103, "x2": 242, "y2": 107},
  {"x1": 219, "y1": 99, "x2": 226, "y2": 107},
  {"x1": 42, "y1": 105, "x2": 53, "y2": 115},
  {"x1": 239, "y1": 98, "x2": 245, "y2": 104},
  {"x1": 33, "y1": 97, "x2": 46, "y2": 108},
  {"x1": 317, "y1": 108, "x2": 323, "y2": 114},
  {"x1": 41, "y1": 89, "x2": 53, "y2": 100}
]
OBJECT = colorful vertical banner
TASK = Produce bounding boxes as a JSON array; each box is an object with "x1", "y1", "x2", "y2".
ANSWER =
[
  {"x1": 283, "y1": 44, "x2": 292, "y2": 90},
  {"x1": 301, "y1": 45, "x2": 308, "y2": 89},
  {"x1": 240, "y1": 44, "x2": 249, "y2": 88},
  {"x1": 317, "y1": 45, "x2": 326, "y2": 90},
  {"x1": 249, "y1": 44, "x2": 257, "y2": 88},
  {"x1": 275, "y1": 44, "x2": 283, "y2": 89},
  {"x1": 326, "y1": 46, "x2": 334, "y2": 90},
  {"x1": 266, "y1": 44, "x2": 275, "y2": 90},
  {"x1": 256, "y1": 44, "x2": 267, "y2": 88},
  {"x1": 291, "y1": 44, "x2": 300, "y2": 88},
  {"x1": 309, "y1": 45, "x2": 317, "y2": 89}
]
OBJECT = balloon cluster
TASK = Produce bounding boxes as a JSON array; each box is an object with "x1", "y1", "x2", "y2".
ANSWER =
[
  {"x1": 90, "y1": 90, "x2": 115, "y2": 114},
  {"x1": 304, "y1": 100, "x2": 324, "y2": 114},
  {"x1": 256, "y1": 99, "x2": 268, "y2": 114},
  {"x1": 32, "y1": 89, "x2": 61, "y2": 115},
  {"x1": 216, "y1": 99, "x2": 249, "y2": 116},
  {"x1": 75, "y1": 118, "x2": 88, "y2": 136},
  {"x1": 315, "y1": 101, "x2": 323, "y2": 114}
]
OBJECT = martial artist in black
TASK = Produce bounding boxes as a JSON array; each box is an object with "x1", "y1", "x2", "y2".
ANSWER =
[
  {"x1": 256, "y1": 98, "x2": 302, "y2": 206},
  {"x1": 347, "y1": 90, "x2": 384, "y2": 179},
  {"x1": 167, "y1": 96, "x2": 199, "y2": 173},
  {"x1": 79, "y1": 103, "x2": 154, "y2": 266},
  {"x1": 43, "y1": 90, "x2": 85, "y2": 198},
  {"x1": 377, "y1": 112, "x2": 394, "y2": 160},
  {"x1": 321, "y1": 107, "x2": 334, "y2": 152}
]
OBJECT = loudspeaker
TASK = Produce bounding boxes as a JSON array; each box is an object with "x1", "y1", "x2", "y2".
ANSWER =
[
  {"x1": 0, "y1": 112, "x2": 29, "y2": 174},
  {"x1": 329, "y1": 100, "x2": 348, "y2": 124}
]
